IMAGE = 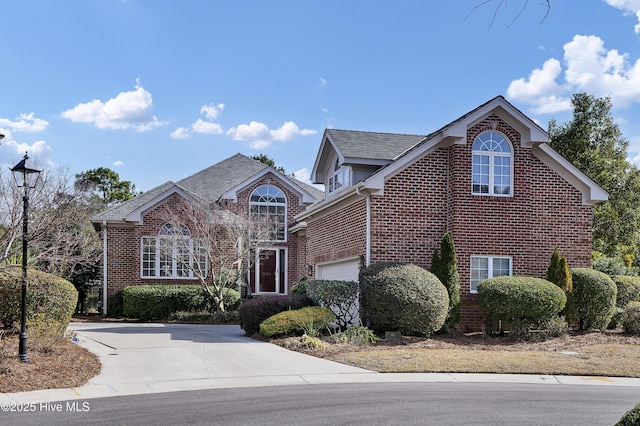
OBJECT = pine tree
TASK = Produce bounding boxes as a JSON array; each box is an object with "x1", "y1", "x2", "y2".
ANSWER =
[
  {"x1": 546, "y1": 248, "x2": 576, "y2": 327},
  {"x1": 431, "y1": 232, "x2": 460, "y2": 332}
]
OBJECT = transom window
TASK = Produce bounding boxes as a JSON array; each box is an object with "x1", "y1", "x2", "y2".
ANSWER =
[
  {"x1": 141, "y1": 223, "x2": 206, "y2": 278},
  {"x1": 250, "y1": 185, "x2": 286, "y2": 242},
  {"x1": 470, "y1": 256, "x2": 512, "y2": 293},
  {"x1": 472, "y1": 131, "x2": 512, "y2": 196}
]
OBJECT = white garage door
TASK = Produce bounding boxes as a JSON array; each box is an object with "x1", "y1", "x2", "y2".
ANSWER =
[{"x1": 316, "y1": 258, "x2": 360, "y2": 281}]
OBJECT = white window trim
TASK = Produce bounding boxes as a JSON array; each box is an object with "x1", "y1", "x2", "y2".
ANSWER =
[
  {"x1": 327, "y1": 166, "x2": 352, "y2": 195},
  {"x1": 250, "y1": 185, "x2": 287, "y2": 243},
  {"x1": 469, "y1": 255, "x2": 512, "y2": 294},
  {"x1": 140, "y1": 235, "x2": 207, "y2": 279},
  {"x1": 471, "y1": 132, "x2": 513, "y2": 197}
]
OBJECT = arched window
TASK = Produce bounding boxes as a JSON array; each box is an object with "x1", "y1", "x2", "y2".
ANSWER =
[
  {"x1": 250, "y1": 185, "x2": 287, "y2": 242},
  {"x1": 141, "y1": 223, "x2": 206, "y2": 278},
  {"x1": 471, "y1": 131, "x2": 513, "y2": 196}
]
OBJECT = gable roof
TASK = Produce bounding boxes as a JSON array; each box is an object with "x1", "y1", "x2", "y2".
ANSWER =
[
  {"x1": 298, "y1": 96, "x2": 608, "y2": 221},
  {"x1": 92, "y1": 153, "x2": 323, "y2": 226}
]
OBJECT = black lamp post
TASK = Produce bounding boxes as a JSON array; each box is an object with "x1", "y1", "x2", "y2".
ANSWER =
[{"x1": 11, "y1": 152, "x2": 42, "y2": 363}]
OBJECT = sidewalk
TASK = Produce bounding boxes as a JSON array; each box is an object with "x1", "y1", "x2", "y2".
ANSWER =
[{"x1": 2, "y1": 322, "x2": 640, "y2": 404}]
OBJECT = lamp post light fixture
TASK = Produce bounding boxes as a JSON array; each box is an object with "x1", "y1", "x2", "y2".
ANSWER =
[{"x1": 11, "y1": 152, "x2": 42, "y2": 363}]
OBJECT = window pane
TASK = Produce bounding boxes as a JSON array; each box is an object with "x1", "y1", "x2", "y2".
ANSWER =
[
  {"x1": 493, "y1": 258, "x2": 511, "y2": 277},
  {"x1": 470, "y1": 257, "x2": 488, "y2": 292}
]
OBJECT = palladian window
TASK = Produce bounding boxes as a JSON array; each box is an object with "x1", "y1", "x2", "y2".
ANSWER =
[
  {"x1": 472, "y1": 131, "x2": 513, "y2": 196},
  {"x1": 141, "y1": 223, "x2": 206, "y2": 278},
  {"x1": 250, "y1": 185, "x2": 287, "y2": 242}
]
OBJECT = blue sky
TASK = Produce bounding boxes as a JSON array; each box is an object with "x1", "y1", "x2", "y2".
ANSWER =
[{"x1": 1, "y1": 0, "x2": 639, "y2": 192}]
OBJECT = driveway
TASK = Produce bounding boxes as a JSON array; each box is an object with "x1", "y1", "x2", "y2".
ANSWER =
[{"x1": 2, "y1": 322, "x2": 639, "y2": 405}]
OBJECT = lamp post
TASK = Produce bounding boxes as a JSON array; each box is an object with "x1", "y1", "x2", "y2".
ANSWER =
[{"x1": 11, "y1": 152, "x2": 42, "y2": 363}]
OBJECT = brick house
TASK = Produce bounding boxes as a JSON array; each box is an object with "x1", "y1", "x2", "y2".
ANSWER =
[
  {"x1": 92, "y1": 96, "x2": 606, "y2": 331},
  {"x1": 295, "y1": 96, "x2": 606, "y2": 331},
  {"x1": 91, "y1": 154, "x2": 323, "y2": 313}
]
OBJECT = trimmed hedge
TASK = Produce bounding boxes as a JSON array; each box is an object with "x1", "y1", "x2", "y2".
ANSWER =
[
  {"x1": 612, "y1": 275, "x2": 640, "y2": 308},
  {"x1": 259, "y1": 306, "x2": 336, "y2": 337},
  {"x1": 571, "y1": 268, "x2": 617, "y2": 330},
  {"x1": 0, "y1": 267, "x2": 77, "y2": 331},
  {"x1": 477, "y1": 276, "x2": 566, "y2": 332},
  {"x1": 360, "y1": 262, "x2": 448, "y2": 336},
  {"x1": 623, "y1": 302, "x2": 640, "y2": 335},
  {"x1": 616, "y1": 402, "x2": 640, "y2": 426},
  {"x1": 122, "y1": 285, "x2": 240, "y2": 320},
  {"x1": 306, "y1": 280, "x2": 359, "y2": 329},
  {"x1": 238, "y1": 294, "x2": 314, "y2": 336}
]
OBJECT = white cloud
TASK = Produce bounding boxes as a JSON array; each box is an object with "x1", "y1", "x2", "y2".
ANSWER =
[
  {"x1": 507, "y1": 34, "x2": 640, "y2": 113},
  {"x1": 113, "y1": 160, "x2": 124, "y2": 167},
  {"x1": 171, "y1": 102, "x2": 225, "y2": 139},
  {"x1": 603, "y1": 0, "x2": 640, "y2": 33},
  {"x1": 0, "y1": 113, "x2": 49, "y2": 133},
  {"x1": 293, "y1": 167, "x2": 312, "y2": 183},
  {"x1": 227, "y1": 121, "x2": 316, "y2": 149},
  {"x1": 61, "y1": 80, "x2": 166, "y2": 131},
  {"x1": 319, "y1": 77, "x2": 328, "y2": 88}
]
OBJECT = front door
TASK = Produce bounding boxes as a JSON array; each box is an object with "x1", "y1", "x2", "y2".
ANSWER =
[{"x1": 249, "y1": 248, "x2": 287, "y2": 294}]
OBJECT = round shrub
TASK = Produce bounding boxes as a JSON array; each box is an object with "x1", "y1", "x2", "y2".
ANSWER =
[
  {"x1": 616, "y1": 401, "x2": 640, "y2": 426},
  {"x1": 622, "y1": 301, "x2": 640, "y2": 335},
  {"x1": 571, "y1": 268, "x2": 617, "y2": 330},
  {"x1": 477, "y1": 276, "x2": 566, "y2": 333},
  {"x1": 0, "y1": 267, "x2": 77, "y2": 331},
  {"x1": 259, "y1": 306, "x2": 336, "y2": 338},
  {"x1": 238, "y1": 294, "x2": 314, "y2": 336},
  {"x1": 612, "y1": 276, "x2": 640, "y2": 308},
  {"x1": 360, "y1": 262, "x2": 448, "y2": 336}
]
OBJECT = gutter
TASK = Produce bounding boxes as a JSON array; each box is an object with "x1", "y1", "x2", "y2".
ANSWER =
[
  {"x1": 102, "y1": 220, "x2": 107, "y2": 316},
  {"x1": 355, "y1": 187, "x2": 371, "y2": 267}
]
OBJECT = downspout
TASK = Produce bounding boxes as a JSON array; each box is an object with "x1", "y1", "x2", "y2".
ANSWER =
[
  {"x1": 355, "y1": 187, "x2": 371, "y2": 267},
  {"x1": 102, "y1": 220, "x2": 107, "y2": 316}
]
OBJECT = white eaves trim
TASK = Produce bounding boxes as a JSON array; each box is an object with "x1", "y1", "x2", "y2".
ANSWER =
[
  {"x1": 533, "y1": 143, "x2": 608, "y2": 205},
  {"x1": 124, "y1": 185, "x2": 200, "y2": 224},
  {"x1": 220, "y1": 167, "x2": 318, "y2": 205}
]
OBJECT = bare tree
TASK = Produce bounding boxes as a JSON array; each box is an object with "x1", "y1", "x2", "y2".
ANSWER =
[
  {"x1": 0, "y1": 167, "x2": 102, "y2": 281},
  {"x1": 465, "y1": 0, "x2": 551, "y2": 28},
  {"x1": 158, "y1": 196, "x2": 276, "y2": 312}
]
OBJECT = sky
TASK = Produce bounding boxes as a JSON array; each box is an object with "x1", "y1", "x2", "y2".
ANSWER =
[{"x1": 1, "y1": 0, "x2": 639, "y2": 192}]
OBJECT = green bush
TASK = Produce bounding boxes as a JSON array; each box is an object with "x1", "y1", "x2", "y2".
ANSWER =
[
  {"x1": 623, "y1": 302, "x2": 640, "y2": 335},
  {"x1": 612, "y1": 276, "x2": 640, "y2": 308},
  {"x1": 220, "y1": 288, "x2": 241, "y2": 311},
  {"x1": 616, "y1": 402, "x2": 640, "y2": 426},
  {"x1": 430, "y1": 232, "x2": 461, "y2": 332},
  {"x1": 478, "y1": 276, "x2": 566, "y2": 335},
  {"x1": 169, "y1": 310, "x2": 240, "y2": 323},
  {"x1": 259, "y1": 306, "x2": 335, "y2": 338},
  {"x1": 0, "y1": 268, "x2": 77, "y2": 332},
  {"x1": 107, "y1": 290, "x2": 124, "y2": 317},
  {"x1": 360, "y1": 262, "x2": 449, "y2": 336},
  {"x1": 123, "y1": 285, "x2": 211, "y2": 320},
  {"x1": 238, "y1": 294, "x2": 314, "y2": 336},
  {"x1": 571, "y1": 268, "x2": 617, "y2": 330},
  {"x1": 546, "y1": 248, "x2": 576, "y2": 327},
  {"x1": 306, "y1": 280, "x2": 359, "y2": 329}
]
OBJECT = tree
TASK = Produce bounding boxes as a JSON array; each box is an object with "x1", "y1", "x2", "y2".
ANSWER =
[
  {"x1": 430, "y1": 232, "x2": 461, "y2": 332},
  {"x1": 465, "y1": 0, "x2": 551, "y2": 28},
  {"x1": 250, "y1": 154, "x2": 286, "y2": 174},
  {"x1": 75, "y1": 167, "x2": 138, "y2": 207},
  {"x1": 546, "y1": 248, "x2": 575, "y2": 326},
  {"x1": 158, "y1": 197, "x2": 276, "y2": 312},
  {"x1": 549, "y1": 93, "x2": 640, "y2": 258}
]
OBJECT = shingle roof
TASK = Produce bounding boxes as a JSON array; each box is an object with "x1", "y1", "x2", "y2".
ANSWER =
[
  {"x1": 91, "y1": 153, "x2": 324, "y2": 225},
  {"x1": 325, "y1": 129, "x2": 426, "y2": 162}
]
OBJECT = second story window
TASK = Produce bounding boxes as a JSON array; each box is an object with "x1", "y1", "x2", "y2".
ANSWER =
[
  {"x1": 328, "y1": 166, "x2": 351, "y2": 194},
  {"x1": 250, "y1": 185, "x2": 286, "y2": 242},
  {"x1": 472, "y1": 131, "x2": 513, "y2": 196}
]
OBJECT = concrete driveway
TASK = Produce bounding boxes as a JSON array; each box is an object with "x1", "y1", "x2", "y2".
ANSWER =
[{"x1": 3, "y1": 322, "x2": 639, "y2": 405}]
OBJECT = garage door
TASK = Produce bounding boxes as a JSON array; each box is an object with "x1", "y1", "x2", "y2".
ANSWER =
[{"x1": 316, "y1": 258, "x2": 360, "y2": 281}]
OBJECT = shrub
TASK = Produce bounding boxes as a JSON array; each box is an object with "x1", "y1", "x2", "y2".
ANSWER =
[
  {"x1": 282, "y1": 334, "x2": 326, "y2": 350},
  {"x1": 623, "y1": 302, "x2": 640, "y2": 335},
  {"x1": 289, "y1": 278, "x2": 310, "y2": 295},
  {"x1": 329, "y1": 324, "x2": 378, "y2": 346},
  {"x1": 612, "y1": 276, "x2": 640, "y2": 308},
  {"x1": 220, "y1": 288, "x2": 241, "y2": 311},
  {"x1": 616, "y1": 402, "x2": 640, "y2": 426},
  {"x1": 571, "y1": 268, "x2": 617, "y2": 330},
  {"x1": 238, "y1": 294, "x2": 314, "y2": 336},
  {"x1": 478, "y1": 276, "x2": 566, "y2": 336},
  {"x1": 27, "y1": 312, "x2": 70, "y2": 353},
  {"x1": 0, "y1": 268, "x2": 77, "y2": 332},
  {"x1": 169, "y1": 310, "x2": 240, "y2": 323},
  {"x1": 306, "y1": 280, "x2": 359, "y2": 329},
  {"x1": 546, "y1": 248, "x2": 576, "y2": 326},
  {"x1": 107, "y1": 290, "x2": 124, "y2": 317},
  {"x1": 360, "y1": 262, "x2": 448, "y2": 336},
  {"x1": 122, "y1": 285, "x2": 211, "y2": 320},
  {"x1": 430, "y1": 232, "x2": 461, "y2": 332},
  {"x1": 593, "y1": 256, "x2": 629, "y2": 276},
  {"x1": 259, "y1": 306, "x2": 335, "y2": 338}
]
